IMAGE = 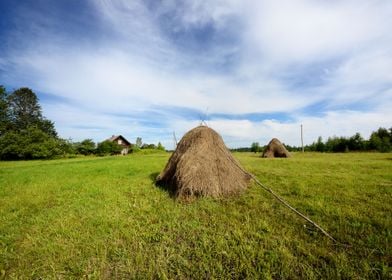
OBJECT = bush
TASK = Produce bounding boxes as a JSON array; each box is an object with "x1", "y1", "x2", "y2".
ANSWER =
[
  {"x1": 0, "y1": 126, "x2": 65, "y2": 160},
  {"x1": 75, "y1": 139, "x2": 96, "y2": 155},
  {"x1": 141, "y1": 143, "x2": 157, "y2": 149},
  {"x1": 96, "y1": 141, "x2": 122, "y2": 156},
  {"x1": 131, "y1": 144, "x2": 140, "y2": 153}
]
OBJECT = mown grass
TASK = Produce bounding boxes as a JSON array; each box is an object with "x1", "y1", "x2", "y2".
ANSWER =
[{"x1": 0, "y1": 151, "x2": 391, "y2": 279}]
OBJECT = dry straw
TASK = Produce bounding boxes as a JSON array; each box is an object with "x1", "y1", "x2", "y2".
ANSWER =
[
  {"x1": 156, "y1": 125, "x2": 251, "y2": 199},
  {"x1": 262, "y1": 138, "x2": 291, "y2": 158}
]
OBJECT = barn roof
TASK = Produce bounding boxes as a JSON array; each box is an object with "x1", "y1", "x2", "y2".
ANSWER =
[{"x1": 106, "y1": 135, "x2": 131, "y2": 146}]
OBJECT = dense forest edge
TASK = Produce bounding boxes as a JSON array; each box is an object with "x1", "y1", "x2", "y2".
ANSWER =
[{"x1": 0, "y1": 86, "x2": 391, "y2": 160}]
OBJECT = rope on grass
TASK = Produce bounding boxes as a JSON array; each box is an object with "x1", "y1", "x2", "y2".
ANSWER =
[
  {"x1": 249, "y1": 173, "x2": 337, "y2": 243},
  {"x1": 221, "y1": 146, "x2": 339, "y2": 243},
  {"x1": 250, "y1": 173, "x2": 355, "y2": 248}
]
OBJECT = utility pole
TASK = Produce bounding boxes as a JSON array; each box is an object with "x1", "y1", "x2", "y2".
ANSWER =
[{"x1": 301, "y1": 124, "x2": 304, "y2": 152}]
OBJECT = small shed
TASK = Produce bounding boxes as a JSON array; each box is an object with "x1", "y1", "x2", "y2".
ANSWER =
[{"x1": 107, "y1": 135, "x2": 132, "y2": 155}]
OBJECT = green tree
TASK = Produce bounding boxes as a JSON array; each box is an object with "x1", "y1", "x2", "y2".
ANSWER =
[
  {"x1": 39, "y1": 119, "x2": 58, "y2": 138},
  {"x1": 7, "y1": 88, "x2": 43, "y2": 129},
  {"x1": 368, "y1": 127, "x2": 391, "y2": 152},
  {"x1": 0, "y1": 130, "x2": 23, "y2": 160},
  {"x1": 325, "y1": 136, "x2": 349, "y2": 152},
  {"x1": 57, "y1": 138, "x2": 75, "y2": 155},
  {"x1": 315, "y1": 136, "x2": 325, "y2": 152},
  {"x1": 22, "y1": 127, "x2": 62, "y2": 159},
  {"x1": 251, "y1": 142, "x2": 260, "y2": 153},
  {"x1": 157, "y1": 142, "x2": 165, "y2": 151},
  {"x1": 348, "y1": 133, "x2": 364, "y2": 151},
  {"x1": 135, "y1": 137, "x2": 142, "y2": 148},
  {"x1": 7, "y1": 87, "x2": 57, "y2": 137},
  {"x1": 0, "y1": 87, "x2": 75, "y2": 160}
]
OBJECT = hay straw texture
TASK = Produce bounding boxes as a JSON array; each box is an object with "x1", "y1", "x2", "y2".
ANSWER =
[
  {"x1": 262, "y1": 138, "x2": 291, "y2": 158},
  {"x1": 156, "y1": 126, "x2": 251, "y2": 199}
]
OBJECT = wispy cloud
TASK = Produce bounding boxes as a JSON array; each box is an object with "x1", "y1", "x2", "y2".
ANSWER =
[
  {"x1": 244, "y1": 0, "x2": 391, "y2": 63},
  {"x1": 0, "y1": 0, "x2": 391, "y2": 147}
]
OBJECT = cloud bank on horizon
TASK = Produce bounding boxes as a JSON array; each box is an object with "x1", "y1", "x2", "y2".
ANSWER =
[{"x1": 0, "y1": 0, "x2": 391, "y2": 148}]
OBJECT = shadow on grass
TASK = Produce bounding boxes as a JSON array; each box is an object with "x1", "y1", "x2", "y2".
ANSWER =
[{"x1": 150, "y1": 172, "x2": 176, "y2": 198}]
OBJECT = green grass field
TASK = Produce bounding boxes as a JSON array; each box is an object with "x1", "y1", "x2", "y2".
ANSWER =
[{"x1": 0, "y1": 152, "x2": 391, "y2": 279}]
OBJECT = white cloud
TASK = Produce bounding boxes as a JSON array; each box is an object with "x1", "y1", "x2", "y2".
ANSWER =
[
  {"x1": 6, "y1": 47, "x2": 319, "y2": 115},
  {"x1": 169, "y1": 107, "x2": 392, "y2": 148},
  {"x1": 340, "y1": 50, "x2": 392, "y2": 84},
  {"x1": 1, "y1": 0, "x2": 391, "y2": 147},
  {"x1": 245, "y1": 0, "x2": 392, "y2": 64},
  {"x1": 154, "y1": 0, "x2": 243, "y2": 29}
]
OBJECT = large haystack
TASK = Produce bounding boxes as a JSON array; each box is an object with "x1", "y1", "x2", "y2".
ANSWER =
[
  {"x1": 156, "y1": 126, "x2": 250, "y2": 199},
  {"x1": 262, "y1": 138, "x2": 291, "y2": 158}
]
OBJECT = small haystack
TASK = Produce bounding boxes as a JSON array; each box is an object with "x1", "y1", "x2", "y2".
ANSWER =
[
  {"x1": 156, "y1": 126, "x2": 250, "y2": 199},
  {"x1": 262, "y1": 138, "x2": 291, "y2": 158}
]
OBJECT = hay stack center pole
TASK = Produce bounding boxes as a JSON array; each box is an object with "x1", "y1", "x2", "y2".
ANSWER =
[
  {"x1": 301, "y1": 124, "x2": 304, "y2": 152},
  {"x1": 173, "y1": 131, "x2": 178, "y2": 148}
]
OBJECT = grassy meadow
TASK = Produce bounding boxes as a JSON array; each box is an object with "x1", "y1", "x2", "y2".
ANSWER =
[{"x1": 0, "y1": 151, "x2": 391, "y2": 279}]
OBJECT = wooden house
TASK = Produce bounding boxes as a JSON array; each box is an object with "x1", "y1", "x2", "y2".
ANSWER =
[{"x1": 107, "y1": 135, "x2": 132, "y2": 155}]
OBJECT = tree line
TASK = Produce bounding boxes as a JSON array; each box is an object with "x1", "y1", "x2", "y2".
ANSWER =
[
  {"x1": 239, "y1": 128, "x2": 391, "y2": 153},
  {"x1": 70, "y1": 138, "x2": 165, "y2": 156},
  {"x1": 0, "y1": 86, "x2": 164, "y2": 160},
  {"x1": 304, "y1": 129, "x2": 391, "y2": 152}
]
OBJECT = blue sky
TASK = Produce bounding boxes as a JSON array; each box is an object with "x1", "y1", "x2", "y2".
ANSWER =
[{"x1": 0, "y1": 0, "x2": 391, "y2": 148}]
